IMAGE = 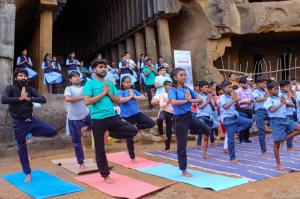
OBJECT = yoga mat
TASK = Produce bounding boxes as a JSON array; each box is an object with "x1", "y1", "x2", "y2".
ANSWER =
[
  {"x1": 147, "y1": 135, "x2": 300, "y2": 181},
  {"x1": 137, "y1": 164, "x2": 249, "y2": 191},
  {"x1": 107, "y1": 151, "x2": 163, "y2": 169},
  {"x1": 75, "y1": 171, "x2": 171, "y2": 199},
  {"x1": 2, "y1": 170, "x2": 85, "y2": 199},
  {"x1": 51, "y1": 158, "x2": 98, "y2": 175}
]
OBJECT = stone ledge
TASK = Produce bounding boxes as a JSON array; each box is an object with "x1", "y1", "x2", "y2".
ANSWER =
[{"x1": 0, "y1": 44, "x2": 14, "y2": 59}]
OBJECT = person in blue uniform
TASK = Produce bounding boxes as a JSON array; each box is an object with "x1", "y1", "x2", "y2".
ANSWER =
[
  {"x1": 252, "y1": 76, "x2": 269, "y2": 156},
  {"x1": 66, "y1": 51, "x2": 81, "y2": 73},
  {"x1": 264, "y1": 80, "x2": 300, "y2": 170},
  {"x1": 219, "y1": 80, "x2": 252, "y2": 163},
  {"x1": 118, "y1": 76, "x2": 155, "y2": 162},
  {"x1": 168, "y1": 67, "x2": 210, "y2": 177},
  {"x1": 41, "y1": 53, "x2": 63, "y2": 93},
  {"x1": 1, "y1": 68, "x2": 57, "y2": 182},
  {"x1": 51, "y1": 56, "x2": 62, "y2": 73},
  {"x1": 16, "y1": 49, "x2": 38, "y2": 80},
  {"x1": 279, "y1": 80, "x2": 296, "y2": 151},
  {"x1": 119, "y1": 54, "x2": 136, "y2": 86}
]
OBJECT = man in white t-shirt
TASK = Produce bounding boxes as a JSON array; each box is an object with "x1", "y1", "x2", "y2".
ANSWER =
[{"x1": 152, "y1": 67, "x2": 172, "y2": 105}]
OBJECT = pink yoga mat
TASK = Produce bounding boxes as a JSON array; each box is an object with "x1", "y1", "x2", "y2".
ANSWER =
[
  {"x1": 107, "y1": 151, "x2": 163, "y2": 169},
  {"x1": 75, "y1": 172, "x2": 169, "y2": 199}
]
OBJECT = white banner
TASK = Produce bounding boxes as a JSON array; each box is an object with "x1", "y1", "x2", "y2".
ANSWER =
[{"x1": 174, "y1": 50, "x2": 193, "y2": 89}]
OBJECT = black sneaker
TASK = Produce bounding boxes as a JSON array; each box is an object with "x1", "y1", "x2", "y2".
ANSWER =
[{"x1": 245, "y1": 140, "x2": 252, "y2": 143}]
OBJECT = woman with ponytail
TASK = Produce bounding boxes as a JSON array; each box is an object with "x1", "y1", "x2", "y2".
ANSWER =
[{"x1": 168, "y1": 68, "x2": 211, "y2": 177}]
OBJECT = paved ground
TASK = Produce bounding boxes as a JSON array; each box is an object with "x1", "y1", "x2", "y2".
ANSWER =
[{"x1": 1, "y1": 139, "x2": 300, "y2": 199}]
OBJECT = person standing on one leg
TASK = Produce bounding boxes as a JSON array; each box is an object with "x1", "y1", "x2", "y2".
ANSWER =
[
  {"x1": 169, "y1": 68, "x2": 211, "y2": 177},
  {"x1": 118, "y1": 76, "x2": 155, "y2": 163},
  {"x1": 280, "y1": 80, "x2": 296, "y2": 152},
  {"x1": 157, "y1": 81, "x2": 174, "y2": 152},
  {"x1": 196, "y1": 81, "x2": 215, "y2": 154},
  {"x1": 264, "y1": 80, "x2": 300, "y2": 171},
  {"x1": 236, "y1": 77, "x2": 254, "y2": 143},
  {"x1": 84, "y1": 59, "x2": 138, "y2": 184},
  {"x1": 64, "y1": 71, "x2": 92, "y2": 170},
  {"x1": 1, "y1": 68, "x2": 57, "y2": 182},
  {"x1": 253, "y1": 76, "x2": 269, "y2": 156},
  {"x1": 219, "y1": 80, "x2": 252, "y2": 163}
]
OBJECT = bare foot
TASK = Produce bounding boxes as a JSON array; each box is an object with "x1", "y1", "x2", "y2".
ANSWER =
[
  {"x1": 261, "y1": 152, "x2": 269, "y2": 157},
  {"x1": 223, "y1": 149, "x2": 228, "y2": 154},
  {"x1": 165, "y1": 149, "x2": 171, "y2": 153},
  {"x1": 161, "y1": 135, "x2": 167, "y2": 142},
  {"x1": 210, "y1": 143, "x2": 217, "y2": 147},
  {"x1": 276, "y1": 165, "x2": 286, "y2": 171},
  {"x1": 103, "y1": 176, "x2": 113, "y2": 184},
  {"x1": 182, "y1": 170, "x2": 193, "y2": 177},
  {"x1": 203, "y1": 153, "x2": 209, "y2": 160},
  {"x1": 24, "y1": 174, "x2": 32, "y2": 183},
  {"x1": 80, "y1": 163, "x2": 86, "y2": 170},
  {"x1": 287, "y1": 147, "x2": 297, "y2": 152},
  {"x1": 230, "y1": 159, "x2": 239, "y2": 164},
  {"x1": 131, "y1": 159, "x2": 138, "y2": 164}
]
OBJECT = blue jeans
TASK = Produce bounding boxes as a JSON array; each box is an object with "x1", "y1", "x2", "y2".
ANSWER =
[
  {"x1": 196, "y1": 116, "x2": 215, "y2": 145},
  {"x1": 255, "y1": 109, "x2": 269, "y2": 153},
  {"x1": 286, "y1": 114, "x2": 296, "y2": 149},
  {"x1": 12, "y1": 117, "x2": 57, "y2": 174},
  {"x1": 68, "y1": 115, "x2": 92, "y2": 165},
  {"x1": 223, "y1": 115, "x2": 253, "y2": 160}
]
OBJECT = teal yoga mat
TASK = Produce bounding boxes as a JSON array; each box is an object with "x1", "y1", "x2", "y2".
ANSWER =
[
  {"x1": 137, "y1": 164, "x2": 249, "y2": 191},
  {"x1": 2, "y1": 170, "x2": 86, "y2": 199}
]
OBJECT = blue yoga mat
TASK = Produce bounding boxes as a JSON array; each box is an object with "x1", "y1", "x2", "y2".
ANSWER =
[
  {"x1": 147, "y1": 136, "x2": 300, "y2": 181},
  {"x1": 2, "y1": 170, "x2": 86, "y2": 199},
  {"x1": 137, "y1": 164, "x2": 248, "y2": 191}
]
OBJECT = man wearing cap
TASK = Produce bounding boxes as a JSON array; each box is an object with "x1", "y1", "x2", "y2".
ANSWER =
[
  {"x1": 236, "y1": 76, "x2": 254, "y2": 143},
  {"x1": 247, "y1": 76, "x2": 255, "y2": 90}
]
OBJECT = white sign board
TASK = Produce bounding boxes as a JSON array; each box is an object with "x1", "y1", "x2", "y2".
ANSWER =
[{"x1": 174, "y1": 50, "x2": 193, "y2": 89}]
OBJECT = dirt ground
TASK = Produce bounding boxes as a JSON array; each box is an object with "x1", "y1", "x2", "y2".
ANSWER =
[{"x1": 1, "y1": 140, "x2": 300, "y2": 199}]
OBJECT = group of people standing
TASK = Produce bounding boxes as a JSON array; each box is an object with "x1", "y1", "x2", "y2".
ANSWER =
[
  {"x1": 4, "y1": 48, "x2": 300, "y2": 183},
  {"x1": 16, "y1": 49, "x2": 63, "y2": 93}
]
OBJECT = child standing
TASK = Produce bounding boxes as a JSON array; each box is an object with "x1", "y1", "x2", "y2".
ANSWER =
[
  {"x1": 84, "y1": 59, "x2": 138, "y2": 183},
  {"x1": 264, "y1": 80, "x2": 300, "y2": 170},
  {"x1": 118, "y1": 76, "x2": 155, "y2": 162},
  {"x1": 219, "y1": 80, "x2": 252, "y2": 163},
  {"x1": 252, "y1": 77, "x2": 269, "y2": 156},
  {"x1": 169, "y1": 68, "x2": 210, "y2": 177},
  {"x1": 157, "y1": 81, "x2": 173, "y2": 152},
  {"x1": 196, "y1": 81, "x2": 216, "y2": 150},
  {"x1": 280, "y1": 80, "x2": 296, "y2": 151},
  {"x1": 65, "y1": 71, "x2": 91, "y2": 169}
]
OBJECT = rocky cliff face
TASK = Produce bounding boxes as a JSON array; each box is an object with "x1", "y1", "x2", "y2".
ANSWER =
[
  {"x1": 202, "y1": 0, "x2": 300, "y2": 38},
  {"x1": 0, "y1": 0, "x2": 15, "y2": 145}
]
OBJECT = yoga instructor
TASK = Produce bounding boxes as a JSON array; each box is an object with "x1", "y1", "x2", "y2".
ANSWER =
[{"x1": 1, "y1": 68, "x2": 57, "y2": 182}]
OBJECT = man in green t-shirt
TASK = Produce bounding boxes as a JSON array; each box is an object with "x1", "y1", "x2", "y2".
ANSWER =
[
  {"x1": 142, "y1": 58, "x2": 158, "y2": 109},
  {"x1": 84, "y1": 59, "x2": 138, "y2": 184}
]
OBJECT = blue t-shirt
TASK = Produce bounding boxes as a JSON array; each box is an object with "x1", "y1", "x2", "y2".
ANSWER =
[
  {"x1": 219, "y1": 93, "x2": 239, "y2": 122},
  {"x1": 264, "y1": 95, "x2": 287, "y2": 118},
  {"x1": 280, "y1": 92, "x2": 295, "y2": 116},
  {"x1": 252, "y1": 88, "x2": 267, "y2": 110},
  {"x1": 196, "y1": 92, "x2": 215, "y2": 118},
  {"x1": 118, "y1": 89, "x2": 141, "y2": 118},
  {"x1": 168, "y1": 87, "x2": 197, "y2": 116}
]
